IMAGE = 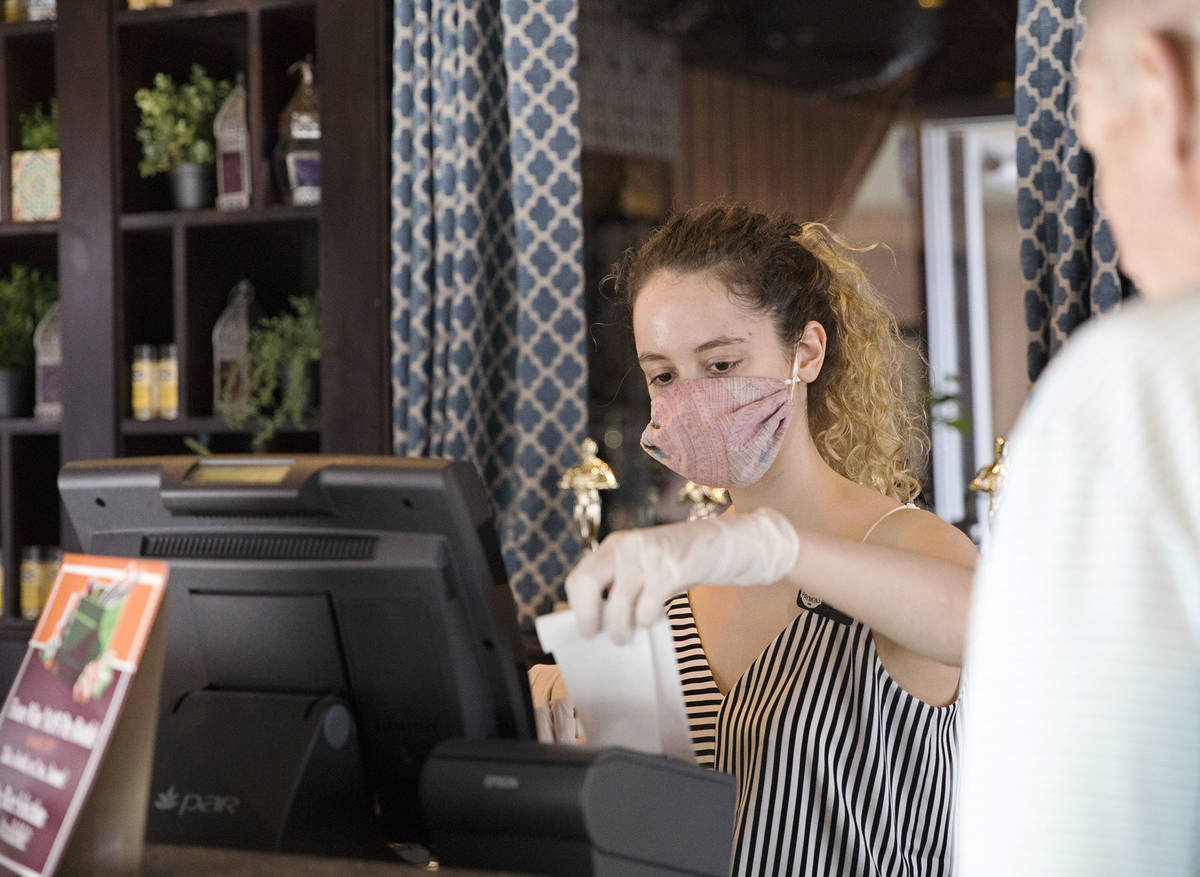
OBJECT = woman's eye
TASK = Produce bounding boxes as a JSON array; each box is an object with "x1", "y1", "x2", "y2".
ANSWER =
[
  {"x1": 708, "y1": 360, "x2": 738, "y2": 375},
  {"x1": 648, "y1": 372, "x2": 674, "y2": 387}
]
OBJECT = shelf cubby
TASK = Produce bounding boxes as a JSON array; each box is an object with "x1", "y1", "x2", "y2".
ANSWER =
[{"x1": 0, "y1": 430, "x2": 59, "y2": 618}]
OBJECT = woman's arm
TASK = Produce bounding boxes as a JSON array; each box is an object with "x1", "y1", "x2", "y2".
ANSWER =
[
  {"x1": 564, "y1": 505, "x2": 974, "y2": 667},
  {"x1": 786, "y1": 511, "x2": 977, "y2": 666}
]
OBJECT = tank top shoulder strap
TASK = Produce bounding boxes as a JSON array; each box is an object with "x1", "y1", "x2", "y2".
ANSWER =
[{"x1": 861, "y1": 502, "x2": 919, "y2": 543}]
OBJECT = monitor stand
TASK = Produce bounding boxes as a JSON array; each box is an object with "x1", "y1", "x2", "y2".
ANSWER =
[{"x1": 146, "y1": 690, "x2": 389, "y2": 859}]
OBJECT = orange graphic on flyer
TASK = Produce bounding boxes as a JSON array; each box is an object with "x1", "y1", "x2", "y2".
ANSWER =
[{"x1": 32, "y1": 555, "x2": 166, "y2": 670}]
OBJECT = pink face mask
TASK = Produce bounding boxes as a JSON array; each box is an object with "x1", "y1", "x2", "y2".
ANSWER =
[{"x1": 640, "y1": 352, "x2": 801, "y2": 489}]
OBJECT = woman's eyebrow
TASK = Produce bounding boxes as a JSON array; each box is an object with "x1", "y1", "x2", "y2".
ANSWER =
[
  {"x1": 694, "y1": 336, "x2": 747, "y2": 353},
  {"x1": 637, "y1": 336, "x2": 747, "y2": 365}
]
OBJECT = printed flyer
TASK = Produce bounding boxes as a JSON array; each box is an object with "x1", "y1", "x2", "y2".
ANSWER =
[{"x1": 0, "y1": 555, "x2": 166, "y2": 877}]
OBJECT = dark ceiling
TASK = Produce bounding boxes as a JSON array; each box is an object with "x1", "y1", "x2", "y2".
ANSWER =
[{"x1": 615, "y1": 0, "x2": 1017, "y2": 109}]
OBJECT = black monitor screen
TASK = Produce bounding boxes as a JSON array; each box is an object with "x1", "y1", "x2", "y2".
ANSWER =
[{"x1": 58, "y1": 454, "x2": 535, "y2": 857}]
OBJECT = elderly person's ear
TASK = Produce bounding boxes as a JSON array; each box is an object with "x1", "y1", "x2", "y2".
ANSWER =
[{"x1": 1132, "y1": 31, "x2": 1200, "y2": 162}]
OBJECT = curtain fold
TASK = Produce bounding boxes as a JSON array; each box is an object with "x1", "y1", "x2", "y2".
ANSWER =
[
  {"x1": 392, "y1": 0, "x2": 586, "y2": 630},
  {"x1": 1016, "y1": 0, "x2": 1135, "y2": 383}
]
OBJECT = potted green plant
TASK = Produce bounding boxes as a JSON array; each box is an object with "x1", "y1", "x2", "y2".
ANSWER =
[
  {"x1": 0, "y1": 265, "x2": 57, "y2": 417},
  {"x1": 220, "y1": 295, "x2": 320, "y2": 448},
  {"x1": 11, "y1": 98, "x2": 59, "y2": 221},
  {"x1": 134, "y1": 64, "x2": 232, "y2": 210}
]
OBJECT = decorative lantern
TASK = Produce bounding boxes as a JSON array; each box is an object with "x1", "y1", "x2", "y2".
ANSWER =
[
  {"x1": 214, "y1": 73, "x2": 250, "y2": 210},
  {"x1": 273, "y1": 57, "x2": 320, "y2": 206}
]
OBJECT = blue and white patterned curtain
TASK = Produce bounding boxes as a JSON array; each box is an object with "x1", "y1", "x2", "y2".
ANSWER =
[
  {"x1": 1016, "y1": 0, "x2": 1135, "y2": 383},
  {"x1": 391, "y1": 0, "x2": 586, "y2": 630}
]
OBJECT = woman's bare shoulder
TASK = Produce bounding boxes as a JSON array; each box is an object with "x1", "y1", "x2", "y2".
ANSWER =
[{"x1": 868, "y1": 505, "x2": 978, "y2": 571}]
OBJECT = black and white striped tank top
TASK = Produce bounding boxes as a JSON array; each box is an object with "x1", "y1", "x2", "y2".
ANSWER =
[{"x1": 668, "y1": 506, "x2": 960, "y2": 876}]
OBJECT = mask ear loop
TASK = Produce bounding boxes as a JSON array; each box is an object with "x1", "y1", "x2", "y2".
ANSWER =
[{"x1": 782, "y1": 346, "x2": 802, "y2": 401}]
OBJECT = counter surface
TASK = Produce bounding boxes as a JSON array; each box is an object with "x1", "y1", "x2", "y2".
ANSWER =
[{"x1": 143, "y1": 843, "x2": 543, "y2": 876}]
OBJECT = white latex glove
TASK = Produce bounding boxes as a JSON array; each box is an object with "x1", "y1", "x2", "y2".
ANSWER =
[{"x1": 564, "y1": 507, "x2": 800, "y2": 644}]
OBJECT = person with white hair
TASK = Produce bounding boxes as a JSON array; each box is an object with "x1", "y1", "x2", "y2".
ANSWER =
[{"x1": 958, "y1": 0, "x2": 1200, "y2": 873}]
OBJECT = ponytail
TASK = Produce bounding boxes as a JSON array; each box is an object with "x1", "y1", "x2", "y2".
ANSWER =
[{"x1": 798, "y1": 223, "x2": 924, "y2": 501}]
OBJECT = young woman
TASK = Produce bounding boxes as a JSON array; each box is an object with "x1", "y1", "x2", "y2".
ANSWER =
[{"x1": 565, "y1": 204, "x2": 977, "y2": 876}]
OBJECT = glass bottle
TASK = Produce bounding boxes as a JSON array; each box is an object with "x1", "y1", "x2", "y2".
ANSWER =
[
  {"x1": 20, "y1": 546, "x2": 59, "y2": 620},
  {"x1": 157, "y1": 343, "x2": 179, "y2": 420},
  {"x1": 213, "y1": 280, "x2": 255, "y2": 420},
  {"x1": 132, "y1": 344, "x2": 158, "y2": 420},
  {"x1": 33, "y1": 300, "x2": 61, "y2": 420},
  {"x1": 19, "y1": 546, "x2": 39, "y2": 619}
]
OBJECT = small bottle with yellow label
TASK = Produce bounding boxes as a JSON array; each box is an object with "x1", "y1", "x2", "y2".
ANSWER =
[
  {"x1": 157, "y1": 343, "x2": 179, "y2": 420},
  {"x1": 20, "y1": 546, "x2": 59, "y2": 620},
  {"x1": 132, "y1": 344, "x2": 158, "y2": 420},
  {"x1": 20, "y1": 546, "x2": 38, "y2": 618}
]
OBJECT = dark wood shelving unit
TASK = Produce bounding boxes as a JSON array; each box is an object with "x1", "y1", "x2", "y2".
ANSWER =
[
  {"x1": 0, "y1": 18, "x2": 55, "y2": 229},
  {"x1": 0, "y1": 419, "x2": 59, "y2": 435},
  {"x1": 0, "y1": 429, "x2": 60, "y2": 616},
  {"x1": 115, "y1": 0, "x2": 312, "y2": 26},
  {"x1": 119, "y1": 416, "x2": 320, "y2": 456},
  {"x1": 0, "y1": 0, "x2": 392, "y2": 619},
  {"x1": 0, "y1": 20, "x2": 53, "y2": 36},
  {"x1": 0, "y1": 13, "x2": 58, "y2": 617},
  {"x1": 121, "y1": 415, "x2": 256, "y2": 435},
  {"x1": 0, "y1": 220, "x2": 56, "y2": 236},
  {"x1": 119, "y1": 203, "x2": 318, "y2": 230}
]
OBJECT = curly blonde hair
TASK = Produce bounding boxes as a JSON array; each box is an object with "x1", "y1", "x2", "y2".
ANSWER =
[{"x1": 614, "y1": 204, "x2": 924, "y2": 502}]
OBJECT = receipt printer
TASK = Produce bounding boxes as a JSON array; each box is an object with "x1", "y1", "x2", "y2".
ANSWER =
[{"x1": 420, "y1": 738, "x2": 735, "y2": 876}]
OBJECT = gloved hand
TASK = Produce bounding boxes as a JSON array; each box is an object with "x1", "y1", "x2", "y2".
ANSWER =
[{"x1": 564, "y1": 507, "x2": 800, "y2": 644}]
